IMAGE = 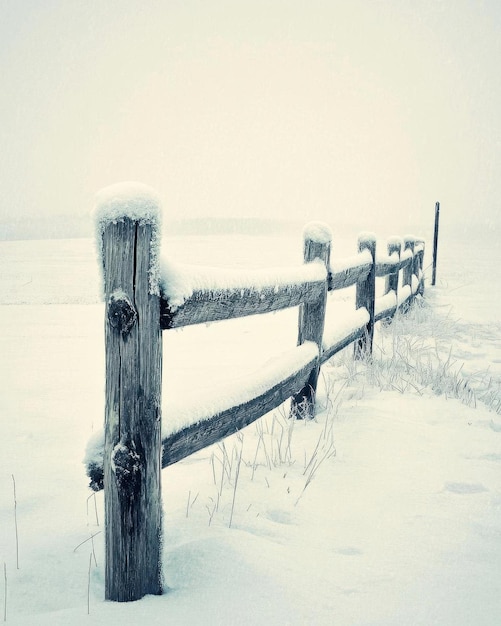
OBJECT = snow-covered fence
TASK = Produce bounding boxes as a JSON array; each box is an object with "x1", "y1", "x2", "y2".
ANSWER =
[{"x1": 86, "y1": 183, "x2": 425, "y2": 602}]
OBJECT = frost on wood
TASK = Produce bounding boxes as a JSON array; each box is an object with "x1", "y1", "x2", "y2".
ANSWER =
[
  {"x1": 160, "y1": 258, "x2": 327, "y2": 310},
  {"x1": 94, "y1": 181, "x2": 161, "y2": 224},
  {"x1": 303, "y1": 221, "x2": 332, "y2": 245},
  {"x1": 330, "y1": 249, "x2": 372, "y2": 276},
  {"x1": 329, "y1": 249, "x2": 372, "y2": 291},
  {"x1": 93, "y1": 182, "x2": 163, "y2": 296}
]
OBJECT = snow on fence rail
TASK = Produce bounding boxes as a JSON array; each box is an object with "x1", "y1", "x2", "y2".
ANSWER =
[{"x1": 86, "y1": 182, "x2": 425, "y2": 602}]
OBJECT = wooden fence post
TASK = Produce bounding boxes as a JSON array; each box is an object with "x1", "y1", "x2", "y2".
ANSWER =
[
  {"x1": 402, "y1": 236, "x2": 415, "y2": 307},
  {"x1": 432, "y1": 201, "x2": 440, "y2": 286},
  {"x1": 354, "y1": 234, "x2": 376, "y2": 359},
  {"x1": 290, "y1": 223, "x2": 331, "y2": 419},
  {"x1": 383, "y1": 237, "x2": 401, "y2": 324},
  {"x1": 100, "y1": 197, "x2": 163, "y2": 601},
  {"x1": 416, "y1": 238, "x2": 425, "y2": 296},
  {"x1": 385, "y1": 237, "x2": 401, "y2": 297}
]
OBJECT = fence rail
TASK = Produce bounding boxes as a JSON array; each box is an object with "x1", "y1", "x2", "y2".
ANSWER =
[
  {"x1": 160, "y1": 272, "x2": 326, "y2": 329},
  {"x1": 87, "y1": 182, "x2": 425, "y2": 602}
]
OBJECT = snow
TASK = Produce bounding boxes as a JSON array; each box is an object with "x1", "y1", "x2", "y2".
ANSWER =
[
  {"x1": 387, "y1": 235, "x2": 403, "y2": 249},
  {"x1": 93, "y1": 182, "x2": 163, "y2": 296},
  {"x1": 357, "y1": 230, "x2": 377, "y2": 246},
  {"x1": 93, "y1": 181, "x2": 162, "y2": 227},
  {"x1": 163, "y1": 341, "x2": 318, "y2": 437},
  {"x1": 375, "y1": 290, "x2": 397, "y2": 317},
  {"x1": 375, "y1": 250, "x2": 399, "y2": 266},
  {"x1": 1, "y1": 229, "x2": 500, "y2": 625},
  {"x1": 160, "y1": 258, "x2": 327, "y2": 309},
  {"x1": 411, "y1": 274, "x2": 420, "y2": 294},
  {"x1": 323, "y1": 303, "x2": 369, "y2": 352},
  {"x1": 330, "y1": 248, "x2": 372, "y2": 275},
  {"x1": 85, "y1": 340, "x2": 319, "y2": 469},
  {"x1": 84, "y1": 430, "x2": 105, "y2": 476},
  {"x1": 302, "y1": 221, "x2": 332, "y2": 245},
  {"x1": 400, "y1": 247, "x2": 413, "y2": 263},
  {"x1": 397, "y1": 284, "x2": 412, "y2": 306}
]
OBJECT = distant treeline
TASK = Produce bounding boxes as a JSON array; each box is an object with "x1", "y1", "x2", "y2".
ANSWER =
[
  {"x1": 0, "y1": 215, "x2": 92, "y2": 241},
  {"x1": 0, "y1": 216, "x2": 302, "y2": 241},
  {"x1": 168, "y1": 217, "x2": 302, "y2": 236}
]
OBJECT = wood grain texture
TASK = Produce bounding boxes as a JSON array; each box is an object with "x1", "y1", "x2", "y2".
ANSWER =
[
  {"x1": 401, "y1": 238, "x2": 415, "y2": 312},
  {"x1": 329, "y1": 262, "x2": 371, "y2": 290},
  {"x1": 416, "y1": 240, "x2": 425, "y2": 295},
  {"x1": 375, "y1": 257, "x2": 400, "y2": 278},
  {"x1": 354, "y1": 236, "x2": 376, "y2": 359},
  {"x1": 290, "y1": 236, "x2": 330, "y2": 418},
  {"x1": 384, "y1": 240, "x2": 401, "y2": 296},
  {"x1": 160, "y1": 280, "x2": 325, "y2": 329},
  {"x1": 102, "y1": 219, "x2": 163, "y2": 602},
  {"x1": 399, "y1": 252, "x2": 413, "y2": 271},
  {"x1": 161, "y1": 357, "x2": 316, "y2": 467}
]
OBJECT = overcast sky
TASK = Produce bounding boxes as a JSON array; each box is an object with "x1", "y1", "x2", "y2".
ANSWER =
[{"x1": 1, "y1": 0, "x2": 500, "y2": 236}]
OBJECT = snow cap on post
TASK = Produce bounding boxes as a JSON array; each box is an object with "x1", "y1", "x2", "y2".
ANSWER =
[
  {"x1": 94, "y1": 181, "x2": 162, "y2": 226},
  {"x1": 357, "y1": 231, "x2": 377, "y2": 246},
  {"x1": 403, "y1": 234, "x2": 418, "y2": 243},
  {"x1": 93, "y1": 182, "x2": 162, "y2": 296},
  {"x1": 303, "y1": 221, "x2": 332, "y2": 245},
  {"x1": 387, "y1": 236, "x2": 403, "y2": 250}
]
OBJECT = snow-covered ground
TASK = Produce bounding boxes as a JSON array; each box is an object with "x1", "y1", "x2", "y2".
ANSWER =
[{"x1": 0, "y1": 229, "x2": 500, "y2": 625}]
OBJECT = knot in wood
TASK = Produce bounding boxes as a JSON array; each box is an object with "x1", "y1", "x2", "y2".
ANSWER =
[
  {"x1": 108, "y1": 291, "x2": 137, "y2": 335},
  {"x1": 111, "y1": 440, "x2": 142, "y2": 496}
]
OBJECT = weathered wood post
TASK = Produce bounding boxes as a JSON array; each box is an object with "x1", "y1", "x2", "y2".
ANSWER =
[
  {"x1": 432, "y1": 201, "x2": 440, "y2": 286},
  {"x1": 384, "y1": 237, "x2": 401, "y2": 297},
  {"x1": 354, "y1": 233, "x2": 376, "y2": 359},
  {"x1": 290, "y1": 222, "x2": 331, "y2": 419},
  {"x1": 401, "y1": 236, "x2": 415, "y2": 310},
  {"x1": 415, "y1": 238, "x2": 425, "y2": 295},
  {"x1": 383, "y1": 237, "x2": 401, "y2": 324},
  {"x1": 95, "y1": 183, "x2": 163, "y2": 601},
  {"x1": 402, "y1": 237, "x2": 415, "y2": 286},
  {"x1": 409, "y1": 236, "x2": 421, "y2": 300}
]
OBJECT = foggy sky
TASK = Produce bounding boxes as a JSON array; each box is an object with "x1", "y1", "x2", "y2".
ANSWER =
[{"x1": 1, "y1": 0, "x2": 500, "y2": 237}]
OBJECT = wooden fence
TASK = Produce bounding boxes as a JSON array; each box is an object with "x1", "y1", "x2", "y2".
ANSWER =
[{"x1": 86, "y1": 183, "x2": 425, "y2": 602}]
